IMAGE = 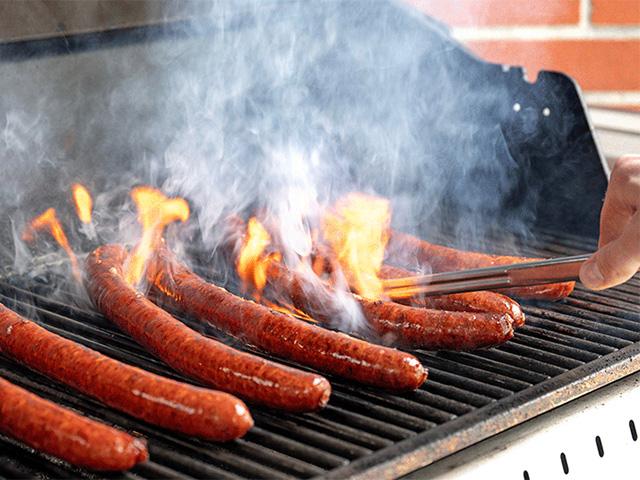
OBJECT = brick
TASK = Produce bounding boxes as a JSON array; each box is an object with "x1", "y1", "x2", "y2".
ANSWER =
[
  {"x1": 592, "y1": 0, "x2": 640, "y2": 25},
  {"x1": 405, "y1": 0, "x2": 580, "y2": 27},
  {"x1": 589, "y1": 104, "x2": 640, "y2": 112},
  {"x1": 465, "y1": 40, "x2": 640, "y2": 91}
]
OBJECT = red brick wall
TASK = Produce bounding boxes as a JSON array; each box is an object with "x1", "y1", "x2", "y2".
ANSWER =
[{"x1": 406, "y1": 0, "x2": 640, "y2": 109}]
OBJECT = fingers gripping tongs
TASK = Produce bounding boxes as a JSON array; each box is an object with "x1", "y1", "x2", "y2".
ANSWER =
[{"x1": 382, "y1": 254, "x2": 591, "y2": 297}]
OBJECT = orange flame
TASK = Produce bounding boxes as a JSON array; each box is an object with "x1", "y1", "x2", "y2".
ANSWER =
[
  {"x1": 321, "y1": 193, "x2": 390, "y2": 300},
  {"x1": 22, "y1": 208, "x2": 82, "y2": 284},
  {"x1": 237, "y1": 217, "x2": 280, "y2": 298},
  {"x1": 236, "y1": 217, "x2": 315, "y2": 322},
  {"x1": 71, "y1": 183, "x2": 93, "y2": 224},
  {"x1": 262, "y1": 298, "x2": 316, "y2": 322},
  {"x1": 125, "y1": 186, "x2": 189, "y2": 286}
]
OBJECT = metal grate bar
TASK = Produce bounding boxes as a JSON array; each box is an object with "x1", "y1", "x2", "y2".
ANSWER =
[
  {"x1": 245, "y1": 428, "x2": 348, "y2": 469},
  {"x1": 472, "y1": 348, "x2": 566, "y2": 377},
  {"x1": 420, "y1": 354, "x2": 532, "y2": 392},
  {"x1": 419, "y1": 380, "x2": 494, "y2": 407},
  {"x1": 251, "y1": 414, "x2": 372, "y2": 460},
  {"x1": 525, "y1": 306, "x2": 640, "y2": 341},
  {"x1": 496, "y1": 340, "x2": 583, "y2": 370},
  {"x1": 544, "y1": 302, "x2": 640, "y2": 333},
  {"x1": 435, "y1": 351, "x2": 550, "y2": 384},
  {"x1": 574, "y1": 286, "x2": 640, "y2": 305},
  {"x1": 515, "y1": 324, "x2": 615, "y2": 356},
  {"x1": 328, "y1": 391, "x2": 435, "y2": 431},
  {"x1": 133, "y1": 462, "x2": 196, "y2": 480},
  {"x1": 507, "y1": 332, "x2": 598, "y2": 363},
  {"x1": 280, "y1": 414, "x2": 393, "y2": 451},
  {"x1": 320, "y1": 405, "x2": 415, "y2": 441},
  {"x1": 407, "y1": 389, "x2": 475, "y2": 416},
  {"x1": 327, "y1": 383, "x2": 457, "y2": 423},
  {"x1": 144, "y1": 445, "x2": 245, "y2": 480},
  {"x1": 523, "y1": 316, "x2": 633, "y2": 349},
  {"x1": 566, "y1": 296, "x2": 640, "y2": 320},
  {"x1": 226, "y1": 441, "x2": 326, "y2": 479},
  {"x1": 416, "y1": 364, "x2": 515, "y2": 398}
]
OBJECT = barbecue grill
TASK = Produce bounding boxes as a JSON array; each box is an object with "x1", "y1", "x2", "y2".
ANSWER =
[
  {"x1": 1, "y1": 230, "x2": 639, "y2": 479},
  {"x1": 0, "y1": 1, "x2": 638, "y2": 479}
]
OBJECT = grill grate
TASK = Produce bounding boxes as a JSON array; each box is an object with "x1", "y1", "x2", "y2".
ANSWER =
[{"x1": 0, "y1": 231, "x2": 639, "y2": 479}]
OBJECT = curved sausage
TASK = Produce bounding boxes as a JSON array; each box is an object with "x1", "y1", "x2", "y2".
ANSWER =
[
  {"x1": 379, "y1": 265, "x2": 526, "y2": 327},
  {"x1": 0, "y1": 376, "x2": 147, "y2": 471},
  {"x1": 147, "y1": 245, "x2": 427, "y2": 391},
  {"x1": 386, "y1": 230, "x2": 575, "y2": 300},
  {"x1": 85, "y1": 245, "x2": 330, "y2": 412},
  {"x1": 0, "y1": 303, "x2": 252, "y2": 441},
  {"x1": 260, "y1": 258, "x2": 514, "y2": 351}
]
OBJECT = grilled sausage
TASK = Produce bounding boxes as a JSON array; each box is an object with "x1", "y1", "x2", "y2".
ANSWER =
[
  {"x1": 146, "y1": 245, "x2": 427, "y2": 391},
  {"x1": 386, "y1": 230, "x2": 575, "y2": 300},
  {"x1": 260, "y1": 258, "x2": 514, "y2": 351},
  {"x1": 85, "y1": 244, "x2": 331, "y2": 412},
  {"x1": 358, "y1": 300, "x2": 514, "y2": 350},
  {"x1": 379, "y1": 265, "x2": 526, "y2": 327},
  {"x1": 0, "y1": 376, "x2": 147, "y2": 471},
  {"x1": 0, "y1": 303, "x2": 252, "y2": 441}
]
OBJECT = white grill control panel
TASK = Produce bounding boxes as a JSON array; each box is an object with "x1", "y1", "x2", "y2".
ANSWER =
[{"x1": 408, "y1": 372, "x2": 640, "y2": 479}]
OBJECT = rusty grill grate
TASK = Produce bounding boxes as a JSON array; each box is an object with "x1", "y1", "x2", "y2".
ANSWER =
[{"x1": 0, "y1": 230, "x2": 639, "y2": 480}]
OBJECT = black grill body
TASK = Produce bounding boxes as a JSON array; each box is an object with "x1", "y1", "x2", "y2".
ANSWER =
[
  {"x1": 1, "y1": 230, "x2": 639, "y2": 479},
  {"x1": 0, "y1": 1, "x2": 634, "y2": 479}
]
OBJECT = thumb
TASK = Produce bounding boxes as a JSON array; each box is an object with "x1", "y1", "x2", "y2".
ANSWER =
[{"x1": 580, "y1": 212, "x2": 640, "y2": 290}]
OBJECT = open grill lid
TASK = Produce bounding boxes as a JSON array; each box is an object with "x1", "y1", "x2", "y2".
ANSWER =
[{"x1": 0, "y1": 0, "x2": 606, "y2": 251}]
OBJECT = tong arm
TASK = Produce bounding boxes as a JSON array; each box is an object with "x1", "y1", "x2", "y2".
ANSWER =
[{"x1": 382, "y1": 254, "x2": 591, "y2": 297}]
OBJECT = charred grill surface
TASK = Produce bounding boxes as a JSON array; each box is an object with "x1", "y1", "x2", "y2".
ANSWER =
[{"x1": 0, "y1": 231, "x2": 639, "y2": 479}]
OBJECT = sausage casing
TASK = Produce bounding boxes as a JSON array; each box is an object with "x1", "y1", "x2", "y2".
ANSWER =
[
  {"x1": 0, "y1": 376, "x2": 148, "y2": 471},
  {"x1": 147, "y1": 245, "x2": 427, "y2": 391},
  {"x1": 85, "y1": 245, "x2": 331, "y2": 412},
  {"x1": 0, "y1": 303, "x2": 253, "y2": 441}
]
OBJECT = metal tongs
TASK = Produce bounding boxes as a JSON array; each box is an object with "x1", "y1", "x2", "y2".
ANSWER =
[{"x1": 382, "y1": 253, "x2": 591, "y2": 297}]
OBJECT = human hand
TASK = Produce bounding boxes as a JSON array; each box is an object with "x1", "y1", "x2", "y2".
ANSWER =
[{"x1": 580, "y1": 156, "x2": 640, "y2": 290}]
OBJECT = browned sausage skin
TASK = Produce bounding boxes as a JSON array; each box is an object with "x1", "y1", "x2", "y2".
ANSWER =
[
  {"x1": 0, "y1": 376, "x2": 148, "y2": 471},
  {"x1": 85, "y1": 244, "x2": 331, "y2": 412},
  {"x1": 359, "y1": 300, "x2": 514, "y2": 350},
  {"x1": 0, "y1": 303, "x2": 252, "y2": 441},
  {"x1": 260, "y1": 258, "x2": 514, "y2": 351},
  {"x1": 379, "y1": 265, "x2": 526, "y2": 327},
  {"x1": 146, "y1": 244, "x2": 427, "y2": 391},
  {"x1": 386, "y1": 230, "x2": 575, "y2": 300}
]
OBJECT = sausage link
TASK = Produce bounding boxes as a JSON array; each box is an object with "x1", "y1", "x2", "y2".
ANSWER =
[
  {"x1": 0, "y1": 376, "x2": 147, "y2": 471},
  {"x1": 379, "y1": 265, "x2": 526, "y2": 327},
  {"x1": 147, "y1": 245, "x2": 427, "y2": 391},
  {"x1": 359, "y1": 300, "x2": 514, "y2": 350},
  {"x1": 262, "y1": 259, "x2": 514, "y2": 351},
  {"x1": 85, "y1": 245, "x2": 330, "y2": 412},
  {"x1": 386, "y1": 230, "x2": 575, "y2": 300},
  {"x1": 0, "y1": 303, "x2": 252, "y2": 441}
]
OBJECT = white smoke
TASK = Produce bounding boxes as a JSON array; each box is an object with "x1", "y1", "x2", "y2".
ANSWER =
[{"x1": 0, "y1": 0, "x2": 534, "y2": 331}]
